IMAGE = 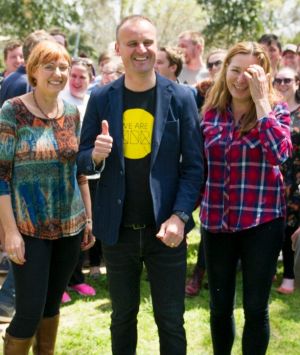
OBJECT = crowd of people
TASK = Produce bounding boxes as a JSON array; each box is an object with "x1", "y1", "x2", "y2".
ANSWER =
[{"x1": 0, "y1": 13, "x2": 299, "y2": 355}]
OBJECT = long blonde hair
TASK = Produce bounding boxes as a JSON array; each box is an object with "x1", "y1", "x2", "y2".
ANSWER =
[{"x1": 202, "y1": 41, "x2": 279, "y2": 135}]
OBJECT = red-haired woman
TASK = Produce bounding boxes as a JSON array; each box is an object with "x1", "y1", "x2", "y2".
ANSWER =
[{"x1": 0, "y1": 40, "x2": 95, "y2": 354}]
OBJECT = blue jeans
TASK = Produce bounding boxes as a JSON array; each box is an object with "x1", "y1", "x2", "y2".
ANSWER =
[
  {"x1": 203, "y1": 218, "x2": 284, "y2": 355},
  {"x1": 0, "y1": 261, "x2": 15, "y2": 311},
  {"x1": 102, "y1": 225, "x2": 187, "y2": 355}
]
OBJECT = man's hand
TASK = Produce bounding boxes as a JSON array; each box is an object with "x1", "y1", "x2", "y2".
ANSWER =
[
  {"x1": 92, "y1": 120, "x2": 113, "y2": 165},
  {"x1": 156, "y1": 214, "x2": 185, "y2": 248}
]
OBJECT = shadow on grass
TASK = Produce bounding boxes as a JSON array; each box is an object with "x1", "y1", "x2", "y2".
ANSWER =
[{"x1": 96, "y1": 301, "x2": 111, "y2": 312}]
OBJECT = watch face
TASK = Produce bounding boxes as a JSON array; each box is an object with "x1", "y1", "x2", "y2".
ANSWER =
[
  {"x1": 181, "y1": 213, "x2": 189, "y2": 223},
  {"x1": 175, "y1": 211, "x2": 189, "y2": 223}
]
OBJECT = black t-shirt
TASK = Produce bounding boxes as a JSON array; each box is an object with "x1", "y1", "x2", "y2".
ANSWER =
[{"x1": 121, "y1": 86, "x2": 156, "y2": 225}]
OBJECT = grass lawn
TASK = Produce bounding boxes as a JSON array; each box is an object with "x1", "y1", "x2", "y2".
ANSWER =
[{"x1": 53, "y1": 218, "x2": 300, "y2": 355}]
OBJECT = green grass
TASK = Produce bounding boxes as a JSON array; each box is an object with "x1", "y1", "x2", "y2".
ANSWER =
[{"x1": 51, "y1": 219, "x2": 300, "y2": 355}]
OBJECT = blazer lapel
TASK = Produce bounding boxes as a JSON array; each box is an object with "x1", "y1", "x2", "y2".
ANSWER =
[
  {"x1": 109, "y1": 77, "x2": 125, "y2": 168},
  {"x1": 151, "y1": 76, "x2": 172, "y2": 168}
]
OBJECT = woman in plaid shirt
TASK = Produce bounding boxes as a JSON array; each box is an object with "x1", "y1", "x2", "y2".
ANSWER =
[{"x1": 200, "y1": 42, "x2": 292, "y2": 355}]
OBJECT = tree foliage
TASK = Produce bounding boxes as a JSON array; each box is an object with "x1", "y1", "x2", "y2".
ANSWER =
[
  {"x1": 262, "y1": 0, "x2": 300, "y2": 43},
  {"x1": 1, "y1": 0, "x2": 299, "y2": 65},
  {"x1": 198, "y1": 0, "x2": 264, "y2": 48},
  {"x1": 76, "y1": 0, "x2": 207, "y2": 61},
  {"x1": 0, "y1": 0, "x2": 80, "y2": 39},
  {"x1": 75, "y1": 0, "x2": 118, "y2": 59},
  {"x1": 142, "y1": 0, "x2": 207, "y2": 45}
]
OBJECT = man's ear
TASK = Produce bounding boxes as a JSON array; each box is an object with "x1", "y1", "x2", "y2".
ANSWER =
[
  {"x1": 196, "y1": 43, "x2": 202, "y2": 54},
  {"x1": 115, "y1": 42, "x2": 120, "y2": 56},
  {"x1": 170, "y1": 64, "x2": 177, "y2": 74}
]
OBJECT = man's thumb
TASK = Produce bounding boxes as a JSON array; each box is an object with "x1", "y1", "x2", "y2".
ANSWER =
[
  {"x1": 101, "y1": 120, "x2": 109, "y2": 135},
  {"x1": 156, "y1": 224, "x2": 166, "y2": 239}
]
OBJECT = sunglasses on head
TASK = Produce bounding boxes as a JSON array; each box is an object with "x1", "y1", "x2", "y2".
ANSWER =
[
  {"x1": 207, "y1": 60, "x2": 223, "y2": 69},
  {"x1": 72, "y1": 57, "x2": 93, "y2": 67},
  {"x1": 273, "y1": 78, "x2": 293, "y2": 85}
]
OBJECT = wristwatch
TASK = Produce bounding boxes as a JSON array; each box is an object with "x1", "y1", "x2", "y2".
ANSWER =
[{"x1": 173, "y1": 211, "x2": 189, "y2": 224}]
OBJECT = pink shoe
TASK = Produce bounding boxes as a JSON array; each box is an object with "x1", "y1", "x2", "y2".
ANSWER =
[
  {"x1": 69, "y1": 283, "x2": 96, "y2": 296},
  {"x1": 61, "y1": 291, "x2": 71, "y2": 303},
  {"x1": 276, "y1": 286, "x2": 294, "y2": 294}
]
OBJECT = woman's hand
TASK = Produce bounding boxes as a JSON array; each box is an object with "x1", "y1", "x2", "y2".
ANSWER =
[
  {"x1": 244, "y1": 64, "x2": 270, "y2": 102},
  {"x1": 81, "y1": 221, "x2": 96, "y2": 251},
  {"x1": 291, "y1": 227, "x2": 300, "y2": 251},
  {"x1": 5, "y1": 231, "x2": 26, "y2": 265},
  {"x1": 244, "y1": 64, "x2": 272, "y2": 118}
]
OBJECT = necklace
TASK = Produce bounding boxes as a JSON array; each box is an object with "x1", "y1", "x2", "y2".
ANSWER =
[{"x1": 32, "y1": 90, "x2": 59, "y2": 120}]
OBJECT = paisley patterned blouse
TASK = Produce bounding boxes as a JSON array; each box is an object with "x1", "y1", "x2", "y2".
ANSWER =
[{"x1": 0, "y1": 97, "x2": 87, "y2": 239}]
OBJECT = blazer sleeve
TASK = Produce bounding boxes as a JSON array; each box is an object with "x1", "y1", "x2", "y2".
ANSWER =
[{"x1": 172, "y1": 87, "x2": 205, "y2": 216}]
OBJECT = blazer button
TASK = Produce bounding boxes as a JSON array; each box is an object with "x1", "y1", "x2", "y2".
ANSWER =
[
  {"x1": 120, "y1": 170, "x2": 124, "y2": 175},
  {"x1": 117, "y1": 199, "x2": 122, "y2": 205}
]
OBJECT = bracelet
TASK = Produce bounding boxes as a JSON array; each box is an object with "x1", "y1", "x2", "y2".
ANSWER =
[{"x1": 86, "y1": 218, "x2": 92, "y2": 224}]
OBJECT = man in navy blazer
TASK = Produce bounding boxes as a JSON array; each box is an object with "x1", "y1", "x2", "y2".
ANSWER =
[{"x1": 77, "y1": 15, "x2": 204, "y2": 355}]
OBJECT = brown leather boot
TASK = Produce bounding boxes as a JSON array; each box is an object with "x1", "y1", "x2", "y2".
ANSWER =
[
  {"x1": 32, "y1": 314, "x2": 59, "y2": 355},
  {"x1": 185, "y1": 266, "x2": 205, "y2": 297},
  {"x1": 3, "y1": 332, "x2": 33, "y2": 355}
]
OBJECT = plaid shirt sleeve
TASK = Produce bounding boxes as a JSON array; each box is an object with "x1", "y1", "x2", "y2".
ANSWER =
[{"x1": 257, "y1": 102, "x2": 292, "y2": 165}]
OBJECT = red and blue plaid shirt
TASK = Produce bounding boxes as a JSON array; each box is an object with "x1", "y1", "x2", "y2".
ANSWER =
[{"x1": 200, "y1": 103, "x2": 292, "y2": 232}]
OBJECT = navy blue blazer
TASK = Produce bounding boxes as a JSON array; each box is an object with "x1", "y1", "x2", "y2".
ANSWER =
[{"x1": 77, "y1": 74, "x2": 204, "y2": 245}]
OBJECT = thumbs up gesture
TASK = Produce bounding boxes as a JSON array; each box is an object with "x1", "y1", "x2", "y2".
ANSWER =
[{"x1": 92, "y1": 120, "x2": 113, "y2": 165}]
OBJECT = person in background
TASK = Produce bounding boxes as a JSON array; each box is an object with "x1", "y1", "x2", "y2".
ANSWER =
[
  {"x1": 292, "y1": 225, "x2": 300, "y2": 289},
  {"x1": 100, "y1": 56, "x2": 124, "y2": 86},
  {"x1": 205, "y1": 49, "x2": 227, "y2": 79},
  {"x1": 273, "y1": 66, "x2": 300, "y2": 294},
  {"x1": 97, "y1": 51, "x2": 112, "y2": 76},
  {"x1": 0, "y1": 221, "x2": 15, "y2": 324},
  {"x1": 194, "y1": 48, "x2": 227, "y2": 107},
  {"x1": 297, "y1": 44, "x2": 300, "y2": 73},
  {"x1": 60, "y1": 57, "x2": 97, "y2": 301},
  {"x1": 281, "y1": 44, "x2": 298, "y2": 72},
  {"x1": 291, "y1": 60, "x2": 300, "y2": 286},
  {"x1": 0, "y1": 40, "x2": 95, "y2": 354},
  {"x1": 61, "y1": 57, "x2": 94, "y2": 117},
  {"x1": 154, "y1": 46, "x2": 184, "y2": 82},
  {"x1": 177, "y1": 30, "x2": 209, "y2": 84},
  {"x1": 258, "y1": 33, "x2": 282, "y2": 76},
  {"x1": 0, "y1": 30, "x2": 52, "y2": 107},
  {"x1": 185, "y1": 48, "x2": 227, "y2": 298},
  {"x1": 88, "y1": 51, "x2": 113, "y2": 92},
  {"x1": 0, "y1": 40, "x2": 24, "y2": 91},
  {"x1": 49, "y1": 28, "x2": 68, "y2": 49},
  {"x1": 154, "y1": 46, "x2": 200, "y2": 110},
  {"x1": 201, "y1": 41, "x2": 292, "y2": 355},
  {"x1": 77, "y1": 14, "x2": 204, "y2": 355}
]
